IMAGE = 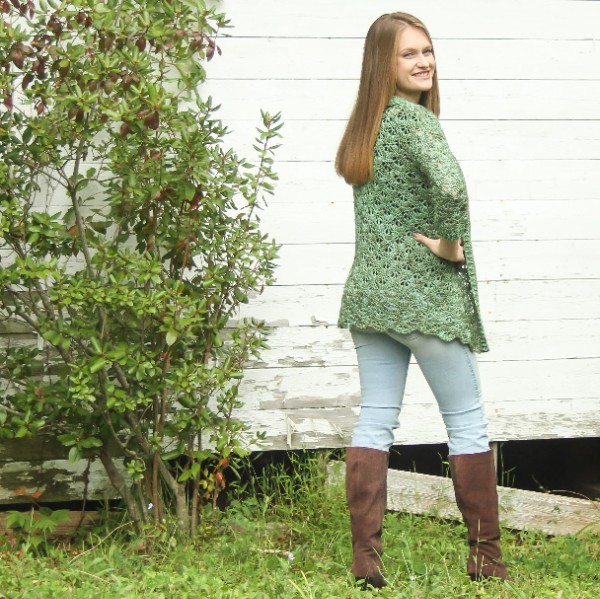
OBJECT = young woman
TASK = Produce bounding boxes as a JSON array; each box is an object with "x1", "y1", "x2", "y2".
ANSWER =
[{"x1": 336, "y1": 12, "x2": 509, "y2": 589}]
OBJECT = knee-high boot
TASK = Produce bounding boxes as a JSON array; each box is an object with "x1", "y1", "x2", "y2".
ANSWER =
[
  {"x1": 345, "y1": 447, "x2": 389, "y2": 589},
  {"x1": 449, "y1": 450, "x2": 509, "y2": 580}
]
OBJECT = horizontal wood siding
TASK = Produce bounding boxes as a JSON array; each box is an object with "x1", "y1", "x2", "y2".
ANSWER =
[
  {"x1": 208, "y1": 0, "x2": 600, "y2": 450},
  {"x1": 1, "y1": 1, "x2": 599, "y2": 503}
]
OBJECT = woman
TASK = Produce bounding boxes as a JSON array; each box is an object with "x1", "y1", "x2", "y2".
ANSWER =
[{"x1": 336, "y1": 12, "x2": 508, "y2": 589}]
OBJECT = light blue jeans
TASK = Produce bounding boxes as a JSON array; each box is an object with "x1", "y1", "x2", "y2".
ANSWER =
[{"x1": 351, "y1": 329, "x2": 490, "y2": 456}]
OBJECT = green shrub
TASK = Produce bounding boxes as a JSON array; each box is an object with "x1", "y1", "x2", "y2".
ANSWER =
[{"x1": 0, "y1": 0, "x2": 281, "y2": 538}]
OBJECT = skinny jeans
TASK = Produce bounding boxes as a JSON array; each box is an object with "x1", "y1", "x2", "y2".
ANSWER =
[{"x1": 351, "y1": 329, "x2": 490, "y2": 456}]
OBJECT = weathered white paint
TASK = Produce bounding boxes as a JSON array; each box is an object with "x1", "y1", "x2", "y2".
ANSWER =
[
  {"x1": 209, "y1": 0, "x2": 600, "y2": 450},
  {"x1": 238, "y1": 280, "x2": 600, "y2": 325},
  {"x1": 260, "y1": 199, "x2": 600, "y2": 244},
  {"x1": 0, "y1": 458, "x2": 124, "y2": 504},
  {"x1": 233, "y1": 404, "x2": 600, "y2": 450},
  {"x1": 239, "y1": 361, "x2": 600, "y2": 411},
  {"x1": 1, "y1": 1, "x2": 599, "y2": 487},
  {"x1": 274, "y1": 241, "x2": 599, "y2": 285},
  {"x1": 251, "y1": 321, "x2": 600, "y2": 367}
]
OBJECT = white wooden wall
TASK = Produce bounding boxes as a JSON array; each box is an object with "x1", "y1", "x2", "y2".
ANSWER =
[
  {"x1": 204, "y1": 0, "x2": 600, "y2": 451},
  {"x1": 4, "y1": 0, "x2": 600, "y2": 505}
]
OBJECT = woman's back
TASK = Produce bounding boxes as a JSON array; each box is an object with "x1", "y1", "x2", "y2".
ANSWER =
[{"x1": 338, "y1": 96, "x2": 488, "y2": 353}]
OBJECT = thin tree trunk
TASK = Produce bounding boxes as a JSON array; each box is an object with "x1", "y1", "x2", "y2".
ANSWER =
[
  {"x1": 175, "y1": 482, "x2": 189, "y2": 538},
  {"x1": 190, "y1": 433, "x2": 201, "y2": 533},
  {"x1": 100, "y1": 448, "x2": 146, "y2": 527},
  {"x1": 152, "y1": 451, "x2": 161, "y2": 524}
]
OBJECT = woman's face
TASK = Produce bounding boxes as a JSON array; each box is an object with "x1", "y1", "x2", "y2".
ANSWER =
[{"x1": 395, "y1": 26, "x2": 435, "y2": 102}]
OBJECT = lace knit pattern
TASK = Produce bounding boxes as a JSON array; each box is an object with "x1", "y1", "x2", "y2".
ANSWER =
[{"x1": 338, "y1": 95, "x2": 488, "y2": 353}]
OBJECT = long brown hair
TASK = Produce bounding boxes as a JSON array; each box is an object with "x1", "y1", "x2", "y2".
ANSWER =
[{"x1": 335, "y1": 13, "x2": 440, "y2": 186}]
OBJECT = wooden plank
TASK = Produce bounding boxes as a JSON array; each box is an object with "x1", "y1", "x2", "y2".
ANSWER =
[
  {"x1": 219, "y1": 120, "x2": 600, "y2": 163},
  {"x1": 8, "y1": 372, "x2": 598, "y2": 453},
  {"x1": 0, "y1": 334, "x2": 35, "y2": 350},
  {"x1": 31, "y1": 157, "x2": 600, "y2": 206},
  {"x1": 0, "y1": 437, "x2": 72, "y2": 463},
  {"x1": 204, "y1": 79, "x2": 600, "y2": 121},
  {"x1": 23, "y1": 159, "x2": 600, "y2": 209},
  {"x1": 8, "y1": 240, "x2": 594, "y2": 288},
  {"x1": 238, "y1": 360, "x2": 600, "y2": 411},
  {"x1": 247, "y1": 320, "x2": 600, "y2": 367},
  {"x1": 0, "y1": 458, "x2": 124, "y2": 504},
  {"x1": 29, "y1": 158, "x2": 600, "y2": 211},
  {"x1": 269, "y1": 160, "x2": 600, "y2": 203},
  {"x1": 259, "y1": 199, "x2": 600, "y2": 245},
  {"x1": 207, "y1": 38, "x2": 600, "y2": 80},
  {"x1": 273, "y1": 241, "x2": 600, "y2": 285},
  {"x1": 237, "y1": 280, "x2": 600, "y2": 326},
  {"x1": 0, "y1": 436, "x2": 123, "y2": 463},
  {"x1": 1, "y1": 402, "x2": 597, "y2": 503},
  {"x1": 32, "y1": 310, "x2": 600, "y2": 371},
  {"x1": 219, "y1": 0, "x2": 600, "y2": 40},
  {"x1": 329, "y1": 463, "x2": 600, "y2": 536},
  {"x1": 0, "y1": 320, "x2": 34, "y2": 335},
  {"x1": 235, "y1": 403, "x2": 600, "y2": 450},
  {"x1": 0, "y1": 333, "x2": 36, "y2": 349}
]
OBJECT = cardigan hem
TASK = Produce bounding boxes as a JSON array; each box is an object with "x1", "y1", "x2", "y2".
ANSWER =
[{"x1": 337, "y1": 320, "x2": 489, "y2": 354}]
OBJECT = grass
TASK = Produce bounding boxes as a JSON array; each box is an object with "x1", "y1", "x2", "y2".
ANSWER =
[{"x1": 1, "y1": 451, "x2": 599, "y2": 598}]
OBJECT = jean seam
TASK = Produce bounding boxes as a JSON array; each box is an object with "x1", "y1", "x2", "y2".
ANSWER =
[{"x1": 461, "y1": 342, "x2": 481, "y2": 401}]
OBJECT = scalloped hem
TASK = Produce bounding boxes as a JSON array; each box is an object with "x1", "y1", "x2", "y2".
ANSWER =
[{"x1": 337, "y1": 320, "x2": 489, "y2": 354}]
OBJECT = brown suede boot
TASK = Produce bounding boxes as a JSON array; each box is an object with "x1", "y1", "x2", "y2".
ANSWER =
[
  {"x1": 346, "y1": 447, "x2": 389, "y2": 589},
  {"x1": 449, "y1": 450, "x2": 509, "y2": 581}
]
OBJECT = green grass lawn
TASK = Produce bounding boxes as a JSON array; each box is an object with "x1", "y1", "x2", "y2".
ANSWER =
[{"x1": 1, "y1": 453, "x2": 599, "y2": 598}]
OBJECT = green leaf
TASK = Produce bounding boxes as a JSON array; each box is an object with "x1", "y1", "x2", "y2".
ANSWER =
[
  {"x1": 57, "y1": 434, "x2": 76, "y2": 446},
  {"x1": 166, "y1": 329, "x2": 178, "y2": 347},
  {"x1": 6, "y1": 511, "x2": 25, "y2": 529},
  {"x1": 80, "y1": 437, "x2": 103, "y2": 449},
  {"x1": 90, "y1": 337, "x2": 102, "y2": 354},
  {"x1": 68, "y1": 446, "x2": 82, "y2": 463},
  {"x1": 51, "y1": 509, "x2": 71, "y2": 524},
  {"x1": 22, "y1": 127, "x2": 33, "y2": 144},
  {"x1": 161, "y1": 449, "x2": 183, "y2": 461},
  {"x1": 15, "y1": 426, "x2": 29, "y2": 439},
  {"x1": 89, "y1": 357, "x2": 106, "y2": 374},
  {"x1": 178, "y1": 469, "x2": 193, "y2": 482},
  {"x1": 30, "y1": 536, "x2": 45, "y2": 548}
]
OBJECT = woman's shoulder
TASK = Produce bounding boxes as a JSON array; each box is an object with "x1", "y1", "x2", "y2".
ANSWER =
[
  {"x1": 382, "y1": 96, "x2": 444, "y2": 144},
  {"x1": 385, "y1": 96, "x2": 439, "y2": 127}
]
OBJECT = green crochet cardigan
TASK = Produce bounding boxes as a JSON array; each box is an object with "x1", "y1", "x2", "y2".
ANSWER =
[{"x1": 338, "y1": 95, "x2": 488, "y2": 353}]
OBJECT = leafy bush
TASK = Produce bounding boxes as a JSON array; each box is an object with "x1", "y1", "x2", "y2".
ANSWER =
[
  {"x1": 0, "y1": 0, "x2": 281, "y2": 537},
  {"x1": 4, "y1": 507, "x2": 70, "y2": 553}
]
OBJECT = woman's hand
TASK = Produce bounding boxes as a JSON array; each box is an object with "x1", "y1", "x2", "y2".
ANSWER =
[{"x1": 412, "y1": 232, "x2": 465, "y2": 263}]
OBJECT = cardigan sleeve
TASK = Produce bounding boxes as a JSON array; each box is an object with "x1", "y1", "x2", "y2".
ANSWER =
[{"x1": 395, "y1": 105, "x2": 470, "y2": 240}]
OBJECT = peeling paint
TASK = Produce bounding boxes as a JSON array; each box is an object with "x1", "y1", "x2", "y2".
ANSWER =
[{"x1": 0, "y1": 459, "x2": 128, "y2": 504}]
